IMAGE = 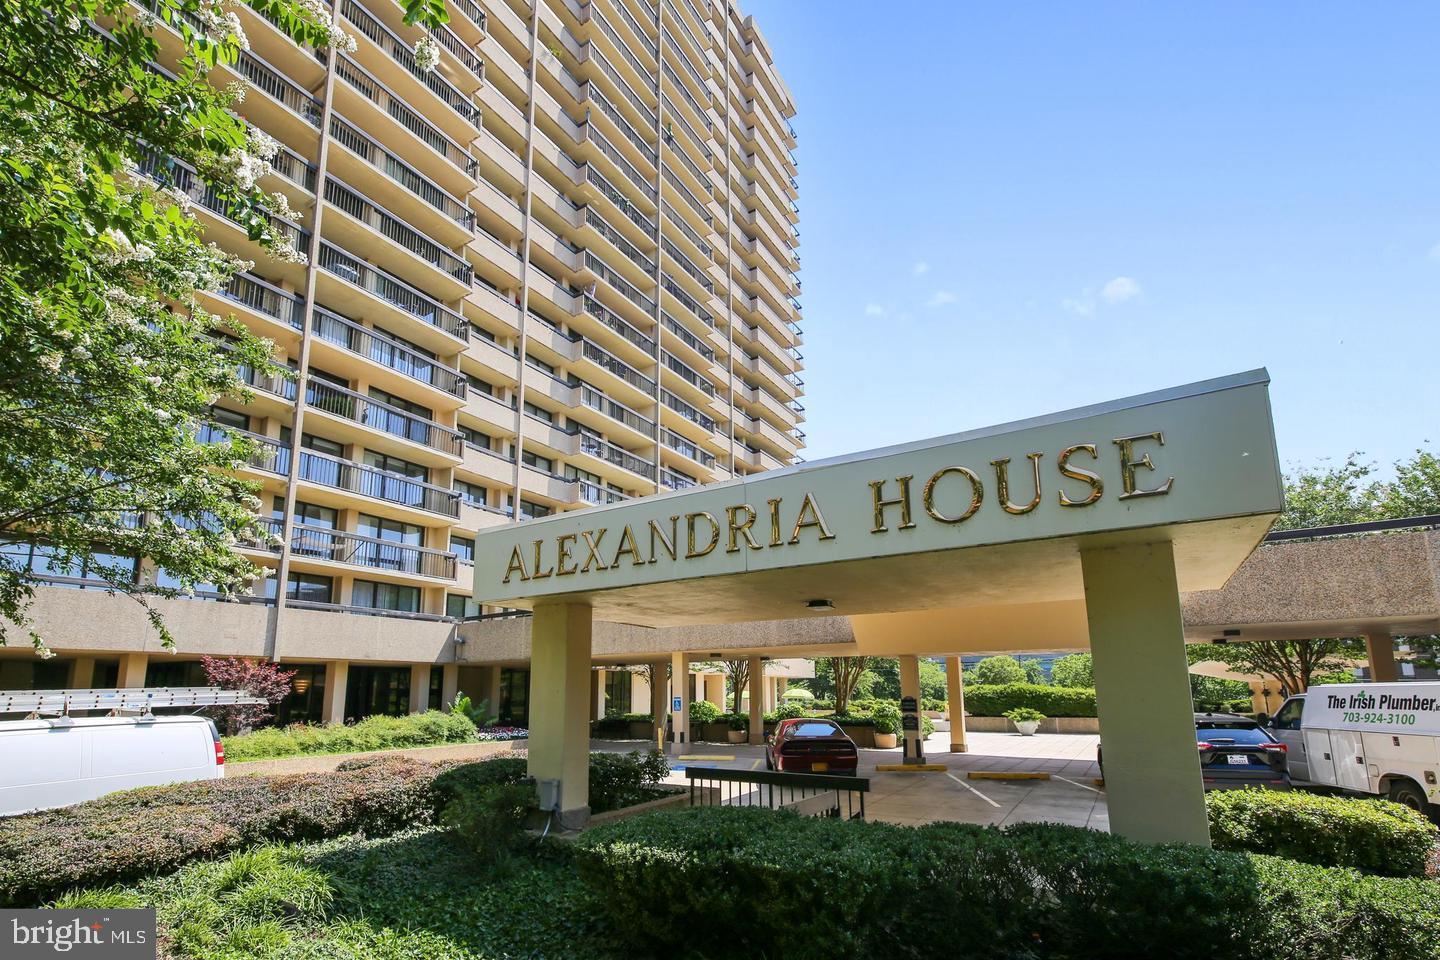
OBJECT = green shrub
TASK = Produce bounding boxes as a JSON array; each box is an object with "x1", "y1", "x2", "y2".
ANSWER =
[
  {"x1": 222, "y1": 710, "x2": 478, "y2": 762},
  {"x1": 577, "y1": 807, "x2": 1440, "y2": 960},
  {"x1": 687, "y1": 700, "x2": 721, "y2": 724},
  {"x1": 922, "y1": 697, "x2": 947, "y2": 712},
  {"x1": 971, "y1": 655, "x2": 1026, "y2": 686},
  {"x1": 1003, "y1": 707, "x2": 1045, "y2": 724},
  {"x1": 962, "y1": 683, "x2": 1097, "y2": 717},
  {"x1": 830, "y1": 713, "x2": 877, "y2": 728},
  {"x1": 0, "y1": 756, "x2": 447, "y2": 906},
  {"x1": 1207, "y1": 789, "x2": 1437, "y2": 877},
  {"x1": 725, "y1": 712, "x2": 749, "y2": 731},
  {"x1": 442, "y1": 783, "x2": 534, "y2": 866},
  {"x1": 1050, "y1": 652, "x2": 1093, "y2": 688},
  {"x1": 871, "y1": 702, "x2": 900, "y2": 735},
  {"x1": 588, "y1": 751, "x2": 670, "y2": 812}
]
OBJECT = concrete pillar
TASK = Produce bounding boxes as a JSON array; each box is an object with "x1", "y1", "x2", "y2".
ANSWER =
[
  {"x1": 747, "y1": 656, "x2": 764, "y2": 745},
  {"x1": 527, "y1": 603, "x2": 594, "y2": 827},
  {"x1": 322, "y1": 660, "x2": 348, "y2": 725},
  {"x1": 117, "y1": 653, "x2": 148, "y2": 688},
  {"x1": 649, "y1": 660, "x2": 669, "y2": 750},
  {"x1": 592, "y1": 666, "x2": 606, "y2": 720},
  {"x1": 668, "y1": 651, "x2": 689, "y2": 754},
  {"x1": 408, "y1": 664, "x2": 430, "y2": 714},
  {"x1": 945, "y1": 656, "x2": 968, "y2": 753},
  {"x1": 1366, "y1": 632, "x2": 1399, "y2": 683},
  {"x1": 70, "y1": 657, "x2": 96, "y2": 689},
  {"x1": 441, "y1": 663, "x2": 460, "y2": 708},
  {"x1": 899, "y1": 654, "x2": 924, "y2": 764},
  {"x1": 1083, "y1": 540, "x2": 1210, "y2": 846}
]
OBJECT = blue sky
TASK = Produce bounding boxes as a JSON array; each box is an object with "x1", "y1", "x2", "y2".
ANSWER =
[{"x1": 743, "y1": 2, "x2": 1438, "y2": 477}]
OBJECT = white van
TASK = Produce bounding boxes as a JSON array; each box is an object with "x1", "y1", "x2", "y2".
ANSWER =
[
  {"x1": 1269, "y1": 681, "x2": 1440, "y2": 818},
  {"x1": 0, "y1": 714, "x2": 224, "y2": 817}
]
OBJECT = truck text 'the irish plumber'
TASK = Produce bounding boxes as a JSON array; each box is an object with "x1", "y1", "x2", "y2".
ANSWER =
[{"x1": 501, "y1": 433, "x2": 1174, "y2": 584}]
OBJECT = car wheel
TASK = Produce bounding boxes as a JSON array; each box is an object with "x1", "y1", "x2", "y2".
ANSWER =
[{"x1": 1388, "y1": 780, "x2": 1435, "y2": 820}]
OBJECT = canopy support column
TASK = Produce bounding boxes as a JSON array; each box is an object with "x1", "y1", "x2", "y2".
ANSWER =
[
  {"x1": 1366, "y1": 632, "x2": 1399, "y2": 682},
  {"x1": 945, "y1": 656, "x2": 968, "y2": 752},
  {"x1": 748, "y1": 656, "x2": 765, "y2": 745},
  {"x1": 649, "y1": 659, "x2": 669, "y2": 750},
  {"x1": 668, "y1": 651, "x2": 689, "y2": 754},
  {"x1": 899, "y1": 654, "x2": 925, "y2": 764},
  {"x1": 1083, "y1": 540, "x2": 1209, "y2": 846},
  {"x1": 527, "y1": 602, "x2": 593, "y2": 829}
]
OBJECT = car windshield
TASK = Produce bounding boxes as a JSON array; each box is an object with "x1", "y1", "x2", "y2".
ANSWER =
[
  {"x1": 1196, "y1": 726, "x2": 1272, "y2": 745},
  {"x1": 790, "y1": 721, "x2": 840, "y2": 737}
]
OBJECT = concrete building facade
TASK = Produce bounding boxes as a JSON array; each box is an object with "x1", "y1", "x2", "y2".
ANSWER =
[{"x1": 0, "y1": 0, "x2": 806, "y2": 719}]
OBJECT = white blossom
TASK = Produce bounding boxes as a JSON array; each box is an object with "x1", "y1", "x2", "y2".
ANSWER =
[
  {"x1": 246, "y1": 127, "x2": 279, "y2": 162},
  {"x1": 224, "y1": 148, "x2": 271, "y2": 191},
  {"x1": 39, "y1": 353, "x2": 61, "y2": 374},
  {"x1": 223, "y1": 11, "x2": 249, "y2": 50},
  {"x1": 414, "y1": 36, "x2": 441, "y2": 73},
  {"x1": 270, "y1": 242, "x2": 309, "y2": 266}
]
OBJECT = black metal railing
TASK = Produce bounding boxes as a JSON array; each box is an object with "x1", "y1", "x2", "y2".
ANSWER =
[
  {"x1": 684, "y1": 767, "x2": 868, "y2": 821},
  {"x1": 1264, "y1": 514, "x2": 1440, "y2": 543}
]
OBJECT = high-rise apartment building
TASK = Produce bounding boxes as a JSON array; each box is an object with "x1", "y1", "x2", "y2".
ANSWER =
[{"x1": 2, "y1": 0, "x2": 804, "y2": 723}]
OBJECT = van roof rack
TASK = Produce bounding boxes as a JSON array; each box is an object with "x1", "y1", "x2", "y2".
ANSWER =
[{"x1": 0, "y1": 687, "x2": 268, "y2": 717}]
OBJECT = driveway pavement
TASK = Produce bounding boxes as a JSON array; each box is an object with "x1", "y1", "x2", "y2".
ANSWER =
[{"x1": 599, "y1": 730, "x2": 1108, "y2": 830}]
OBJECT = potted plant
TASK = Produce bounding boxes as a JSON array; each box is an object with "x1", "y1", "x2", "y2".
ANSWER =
[
  {"x1": 725, "y1": 713, "x2": 749, "y2": 743},
  {"x1": 1004, "y1": 707, "x2": 1045, "y2": 736},
  {"x1": 872, "y1": 703, "x2": 901, "y2": 749}
]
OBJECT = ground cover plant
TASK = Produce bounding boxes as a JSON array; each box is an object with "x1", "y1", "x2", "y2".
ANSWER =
[{"x1": 222, "y1": 711, "x2": 480, "y2": 762}]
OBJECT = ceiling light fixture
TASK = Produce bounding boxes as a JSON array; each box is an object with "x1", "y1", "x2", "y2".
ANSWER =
[{"x1": 806, "y1": 599, "x2": 835, "y2": 611}]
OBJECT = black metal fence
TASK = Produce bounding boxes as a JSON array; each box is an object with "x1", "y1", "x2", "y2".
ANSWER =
[{"x1": 684, "y1": 767, "x2": 869, "y2": 820}]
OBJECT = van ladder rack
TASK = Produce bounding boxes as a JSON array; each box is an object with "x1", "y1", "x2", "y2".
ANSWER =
[{"x1": 0, "y1": 687, "x2": 268, "y2": 716}]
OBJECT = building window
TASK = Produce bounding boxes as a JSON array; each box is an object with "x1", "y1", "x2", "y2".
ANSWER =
[
  {"x1": 302, "y1": 433, "x2": 345, "y2": 457},
  {"x1": 261, "y1": 573, "x2": 334, "y2": 604},
  {"x1": 209, "y1": 406, "x2": 250, "y2": 431},
  {"x1": 446, "y1": 593, "x2": 481, "y2": 619},
  {"x1": 605, "y1": 670, "x2": 632, "y2": 714},
  {"x1": 0, "y1": 541, "x2": 137, "y2": 587},
  {"x1": 523, "y1": 401, "x2": 553, "y2": 424},
  {"x1": 364, "y1": 451, "x2": 427, "y2": 480},
  {"x1": 460, "y1": 426, "x2": 492, "y2": 450},
  {"x1": 274, "y1": 498, "x2": 338, "y2": 529},
  {"x1": 357, "y1": 514, "x2": 422, "y2": 545},
  {"x1": 344, "y1": 665, "x2": 413, "y2": 720},
  {"x1": 507, "y1": 497, "x2": 553, "y2": 520},
  {"x1": 351, "y1": 579, "x2": 421, "y2": 613},
  {"x1": 450, "y1": 536, "x2": 475, "y2": 564},
  {"x1": 455, "y1": 480, "x2": 486, "y2": 506},
  {"x1": 498, "y1": 668, "x2": 529, "y2": 726},
  {"x1": 467, "y1": 374, "x2": 493, "y2": 396},
  {"x1": 521, "y1": 450, "x2": 553, "y2": 474},
  {"x1": 368, "y1": 386, "x2": 432, "y2": 419}
]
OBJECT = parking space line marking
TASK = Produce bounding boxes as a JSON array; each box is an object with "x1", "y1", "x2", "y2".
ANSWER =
[
  {"x1": 749, "y1": 759, "x2": 762, "y2": 770},
  {"x1": 1053, "y1": 775, "x2": 1103, "y2": 794},
  {"x1": 946, "y1": 772, "x2": 1000, "y2": 808}
]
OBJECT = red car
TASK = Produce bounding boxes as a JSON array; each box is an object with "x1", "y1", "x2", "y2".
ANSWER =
[{"x1": 765, "y1": 718, "x2": 858, "y2": 774}]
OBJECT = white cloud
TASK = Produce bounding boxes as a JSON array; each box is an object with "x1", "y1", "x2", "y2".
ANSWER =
[
  {"x1": 1100, "y1": 276, "x2": 1142, "y2": 303},
  {"x1": 911, "y1": 260, "x2": 930, "y2": 276},
  {"x1": 863, "y1": 303, "x2": 885, "y2": 316},
  {"x1": 926, "y1": 290, "x2": 957, "y2": 308}
]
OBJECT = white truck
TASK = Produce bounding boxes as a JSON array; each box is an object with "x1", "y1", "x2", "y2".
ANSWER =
[{"x1": 1269, "y1": 681, "x2": 1440, "y2": 818}]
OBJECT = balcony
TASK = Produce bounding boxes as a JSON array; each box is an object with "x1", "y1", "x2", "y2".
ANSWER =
[
  {"x1": 335, "y1": 55, "x2": 477, "y2": 180},
  {"x1": 296, "y1": 449, "x2": 461, "y2": 518},
  {"x1": 198, "y1": 424, "x2": 289, "y2": 475},
  {"x1": 317, "y1": 242, "x2": 469, "y2": 342},
  {"x1": 581, "y1": 206, "x2": 656, "y2": 275},
  {"x1": 289, "y1": 523, "x2": 456, "y2": 579},
  {"x1": 217, "y1": 273, "x2": 304, "y2": 332},
  {"x1": 585, "y1": 251, "x2": 656, "y2": 317},
  {"x1": 662, "y1": 351, "x2": 716, "y2": 398},
  {"x1": 583, "y1": 124, "x2": 657, "y2": 207},
  {"x1": 576, "y1": 479, "x2": 630, "y2": 505},
  {"x1": 339, "y1": 0, "x2": 482, "y2": 130},
  {"x1": 662, "y1": 428, "x2": 715, "y2": 469},
  {"x1": 582, "y1": 295, "x2": 655, "y2": 355},
  {"x1": 583, "y1": 82, "x2": 656, "y2": 166},
  {"x1": 329, "y1": 115, "x2": 474, "y2": 232},
  {"x1": 581, "y1": 338, "x2": 656, "y2": 395},
  {"x1": 579, "y1": 433, "x2": 656, "y2": 482},
  {"x1": 578, "y1": 383, "x2": 654, "y2": 436},
  {"x1": 324, "y1": 177, "x2": 472, "y2": 286},
  {"x1": 304, "y1": 378, "x2": 463, "y2": 458},
  {"x1": 311, "y1": 306, "x2": 466, "y2": 398},
  {"x1": 584, "y1": 164, "x2": 656, "y2": 235},
  {"x1": 233, "y1": 49, "x2": 323, "y2": 128},
  {"x1": 662, "y1": 389, "x2": 715, "y2": 432},
  {"x1": 661, "y1": 310, "x2": 714, "y2": 362}
]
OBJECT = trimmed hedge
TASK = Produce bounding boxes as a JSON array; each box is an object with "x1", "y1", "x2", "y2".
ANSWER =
[
  {"x1": 577, "y1": 807, "x2": 1440, "y2": 960},
  {"x1": 961, "y1": 682, "x2": 1097, "y2": 717},
  {"x1": 1207, "y1": 789, "x2": 1438, "y2": 876},
  {"x1": 222, "y1": 710, "x2": 478, "y2": 762},
  {"x1": 0, "y1": 756, "x2": 444, "y2": 907}
]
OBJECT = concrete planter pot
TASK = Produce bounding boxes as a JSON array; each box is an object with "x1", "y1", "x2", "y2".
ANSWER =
[
  {"x1": 726, "y1": 728, "x2": 748, "y2": 744},
  {"x1": 1014, "y1": 720, "x2": 1041, "y2": 736},
  {"x1": 873, "y1": 732, "x2": 898, "y2": 749},
  {"x1": 629, "y1": 721, "x2": 656, "y2": 740}
]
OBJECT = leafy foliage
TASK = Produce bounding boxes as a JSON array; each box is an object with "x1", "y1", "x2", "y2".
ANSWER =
[
  {"x1": 0, "y1": 0, "x2": 444, "y2": 655},
  {"x1": 1050, "y1": 652, "x2": 1093, "y2": 688},
  {"x1": 201, "y1": 654, "x2": 295, "y2": 734},
  {"x1": 222, "y1": 710, "x2": 479, "y2": 761},
  {"x1": 1207, "y1": 789, "x2": 1437, "y2": 877},
  {"x1": 1003, "y1": 707, "x2": 1045, "y2": 724},
  {"x1": 687, "y1": 699, "x2": 721, "y2": 725},
  {"x1": 961, "y1": 683, "x2": 1097, "y2": 717},
  {"x1": 970, "y1": 655, "x2": 1027, "y2": 686},
  {"x1": 1189, "y1": 637, "x2": 1363, "y2": 695}
]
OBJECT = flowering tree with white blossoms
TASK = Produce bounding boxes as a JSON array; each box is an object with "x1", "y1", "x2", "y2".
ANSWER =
[{"x1": 0, "y1": 0, "x2": 444, "y2": 655}]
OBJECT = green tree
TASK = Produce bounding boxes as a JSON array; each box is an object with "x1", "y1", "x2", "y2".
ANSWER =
[
  {"x1": 1376, "y1": 449, "x2": 1440, "y2": 518},
  {"x1": 1050, "y1": 653, "x2": 1093, "y2": 688},
  {"x1": 1275, "y1": 453, "x2": 1378, "y2": 530},
  {"x1": 1187, "y1": 639, "x2": 1362, "y2": 696},
  {"x1": 0, "y1": 0, "x2": 443, "y2": 655},
  {"x1": 971, "y1": 655, "x2": 1026, "y2": 686},
  {"x1": 1020, "y1": 659, "x2": 1048, "y2": 685}
]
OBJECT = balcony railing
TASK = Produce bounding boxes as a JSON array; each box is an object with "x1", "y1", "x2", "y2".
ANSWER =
[
  {"x1": 579, "y1": 383, "x2": 654, "y2": 434},
  {"x1": 576, "y1": 479, "x2": 630, "y2": 505},
  {"x1": 591, "y1": 5, "x2": 655, "y2": 89},
  {"x1": 662, "y1": 165, "x2": 710, "y2": 225},
  {"x1": 135, "y1": 147, "x2": 309, "y2": 256},
  {"x1": 583, "y1": 295, "x2": 655, "y2": 354},
  {"x1": 236, "y1": 358, "x2": 298, "y2": 401},
  {"x1": 297, "y1": 449, "x2": 461, "y2": 518},
  {"x1": 305, "y1": 378, "x2": 464, "y2": 457},
  {"x1": 268, "y1": 140, "x2": 318, "y2": 192},
  {"x1": 289, "y1": 522, "x2": 456, "y2": 578},
  {"x1": 579, "y1": 433, "x2": 656, "y2": 481},
  {"x1": 325, "y1": 178, "x2": 471, "y2": 283},
  {"x1": 234, "y1": 50, "x2": 323, "y2": 126},
  {"x1": 219, "y1": 273, "x2": 304, "y2": 330},
  {"x1": 661, "y1": 201, "x2": 711, "y2": 261},
  {"x1": 662, "y1": 388, "x2": 714, "y2": 431},
  {"x1": 586, "y1": 43, "x2": 655, "y2": 129},
  {"x1": 340, "y1": 0, "x2": 481, "y2": 128},
  {"x1": 661, "y1": 274, "x2": 714, "y2": 327},
  {"x1": 585, "y1": 165, "x2": 656, "y2": 234},
  {"x1": 429, "y1": 22, "x2": 484, "y2": 81},
  {"x1": 451, "y1": 0, "x2": 488, "y2": 34},
  {"x1": 582, "y1": 338, "x2": 656, "y2": 394},
  {"x1": 312, "y1": 306, "x2": 466, "y2": 397},
  {"x1": 582, "y1": 206, "x2": 656, "y2": 274},
  {"x1": 586, "y1": 251, "x2": 656, "y2": 316},
  {"x1": 663, "y1": 428, "x2": 715, "y2": 468},
  {"x1": 585, "y1": 83, "x2": 656, "y2": 165},
  {"x1": 663, "y1": 351, "x2": 715, "y2": 397},
  {"x1": 586, "y1": 124, "x2": 656, "y2": 205},
  {"x1": 318, "y1": 242, "x2": 469, "y2": 341},
  {"x1": 660, "y1": 468, "x2": 699, "y2": 490},
  {"x1": 330, "y1": 115, "x2": 474, "y2": 229},
  {"x1": 336, "y1": 55, "x2": 477, "y2": 177},
  {"x1": 661, "y1": 310, "x2": 713, "y2": 361},
  {"x1": 663, "y1": 237, "x2": 713, "y2": 293},
  {"x1": 198, "y1": 424, "x2": 290, "y2": 474}
]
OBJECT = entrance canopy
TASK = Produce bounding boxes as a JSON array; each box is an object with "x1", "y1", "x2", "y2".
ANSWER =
[{"x1": 473, "y1": 370, "x2": 1283, "y2": 626}]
